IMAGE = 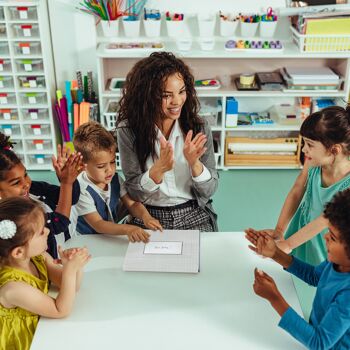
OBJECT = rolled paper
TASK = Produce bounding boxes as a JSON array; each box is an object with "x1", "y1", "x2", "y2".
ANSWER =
[{"x1": 240, "y1": 73, "x2": 255, "y2": 86}]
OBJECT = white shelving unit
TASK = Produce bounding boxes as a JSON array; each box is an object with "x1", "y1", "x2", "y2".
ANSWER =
[
  {"x1": 0, "y1": 0, "x2": 57, "y2": 170},
  {"x1": 95, "y1": 17, "x2": 350, "y2": 170}
]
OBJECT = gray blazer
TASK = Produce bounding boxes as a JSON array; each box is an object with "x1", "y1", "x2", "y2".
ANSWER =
[{"x1": 116, "y1": 119, "x2": 219, "y2": 231}]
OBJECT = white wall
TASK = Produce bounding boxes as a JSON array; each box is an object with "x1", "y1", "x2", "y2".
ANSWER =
[{"x1": 48, "y1": 0, "x2": 287, "y2": 90}]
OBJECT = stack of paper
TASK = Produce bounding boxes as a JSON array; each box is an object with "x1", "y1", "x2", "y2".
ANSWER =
[{"x1": 123, "y1": 230, "x2": 200, "y2": 273}]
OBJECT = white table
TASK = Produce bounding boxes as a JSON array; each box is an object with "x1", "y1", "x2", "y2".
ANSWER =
[{"x1": 31, "y1": 232, "x2": 304, "y2": 350}]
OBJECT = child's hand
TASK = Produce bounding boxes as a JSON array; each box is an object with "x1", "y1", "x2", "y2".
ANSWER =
[
  {"x1": 183, "y1": 130, "x2": 207, "y2": 167},
  {"x1": 65, "y1": 247, "x2": 91, "y2": 270},
  {"x1": 253, "y1": 268, "x2": 281, "y2": 302},
  {"x1": 245, "y1": 228, "x2": 276, "y2": 258},
  {"x1": 57, "y1": 246, "x2": 89, "y2": 265},
  {"x1": 59, "y1": 153, "x2": 85, "y2": 185},
  {"x1": 142, "y1": 215, "x2": 163, "y2": 231},
  {"x1": 126, "y1": 225, "x2": 150, "y2": 243},
  {"x1": 52, "y1": 144, "x2": 71, "y2": 181}
]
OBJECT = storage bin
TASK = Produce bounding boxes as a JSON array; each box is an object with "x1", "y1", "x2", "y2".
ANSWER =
[
  {"x1": 0, "y1": 59, "x2": 11, "y2": 73},
  {"x1": 259, "y1": 20, "x2": 278, "y2": 38},
  {"x1": 14, "y1": 41, "x2": 41, "y2": 55},
  {"x1": 0, "y1": 24, "x2": 6, "y2": 38},
  {"x1": 9, "y1": 6, "x2": 38, "y2": 20},
  {"x1": 291, "y1": 25, "x2": 350, "y2": 53},
  {"x1": 0, "y1": 93, "x2": 16, "y2": 105},
  {"x1": 0, "y1": 124, "x2": 20, "y2": 137},
  {"x1": 198, "y1": 14, "x2": 216, "y2": 38},
  {"x1": 0, "y1": 76, "x2": 14, "y2": 89},
  {"x1": 104, "y1": 100, "x2": 118, "y2": 130},
  {"x1": 21, "y1": 108, "x2": 49, "y2": 121},
  {"x1": 20, "y1": 92, "x2": 46, "y2": 105},
  {"x1": 27, "y1": 154, "x2": 51, "y2": 166},
  {"x1": 25, "y1": 139, "x2": 53, "y2": 152},
  {"x1": 0, "y1": 108, "x2": 18, "y2": 121},
  {"x1": 12, "y1": 24, "x2": 39, "y2": 38},
  {"x1": 18, "y1": 76, "x2": 45, "y2": 88},
  {"x1": 100, "y1": 19, "x2": 119, "y2": 37},
  {"x1": 176, "y1": 38, "x2": 192, "y2": 51},
  {"x1": 240, "y1": 21, "x2": 259, "y2": 37},
  {"x1": 166, "y1": 20, "x2": 185, "y2": 38},
  {"x1": 199, "y1": 99, "x2": 221, "y2": 126},
  {"x1": 0, "y1": 42, "x2": 9, "y2": 55},
  {"x1": 220, "y1": 18, "x2": 239, "y2": 37},
  {"x1": 15, "y1": 59, "x2": 43, "y2": 73},
  {"x1": 23, "y1": 123, "x2": 50, "y2": 137}
]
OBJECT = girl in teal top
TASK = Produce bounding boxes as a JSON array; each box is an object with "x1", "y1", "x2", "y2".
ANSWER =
[{"x1": 246, "y1": 106, "x2": 350, "y2": 265}]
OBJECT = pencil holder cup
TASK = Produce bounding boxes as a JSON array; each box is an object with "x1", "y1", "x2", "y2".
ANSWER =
[
  {"x1": 197, "y1": 14, "x2": 216, "y2": 38},
  {"x1": 100, "y1": 19, "x2": 119, "y2": 37},
  {"x1": 176, "y1": 38, "x2": 192, "y2": 51},
  {"x1": 143, "y1": 19, "x2": 161, "y2": 38},
  {"x1": 123, "y1": 17, "x2": 141, "y2": 38},
  {"x1": 199, "y1": 38, "x2": 215, "y2": 51},
  {"x1": 259, "y1": 20, "x2": 277, "y2": 38},
  {"x1": 240, "y1": 21, "x2": 259, "y2": 37},
  {"x1": 166, "y1": 20, "x2": 185, "y2": 38},
  {"x1": 219, "y1": 18, "x2": 238, "y2": 37}
]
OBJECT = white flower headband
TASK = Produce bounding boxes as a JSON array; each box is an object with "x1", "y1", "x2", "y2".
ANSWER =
[{"x1": 0, "y1": 220, "x2": 16, "y2": 239}]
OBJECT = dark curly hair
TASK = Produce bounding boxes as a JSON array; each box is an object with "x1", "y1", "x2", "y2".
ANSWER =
[
  {"x1": 300, "y1": 106, "x2": 350, "y2": 153},
  {"x1": 324, "y1": 189, "x2": 350, "y2": 258},
  {"x1": 117, "y1": 52, "x2": 203, "y2": 172},
  {"x1": 0, "y1": 132, "x2": 21, "y2": 181}
]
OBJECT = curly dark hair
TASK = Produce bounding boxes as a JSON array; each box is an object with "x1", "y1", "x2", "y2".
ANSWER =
[
  {"x1": 117, "y1": 51, "x2": 203, "y2": 172},
  {"x1": 324, "y1": 189, "x2": 350, "y2": 258},
  {"x1": 0, "y1": 132, "x2": 21, "y2": 181},
  {"x1": 300, "y1": 106, "x2": 350, "y2": 152}
]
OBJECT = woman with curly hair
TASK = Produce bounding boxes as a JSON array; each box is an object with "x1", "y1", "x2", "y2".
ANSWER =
[{"x1": 116, "y1": 52, "x2": 218, "y2": 231}]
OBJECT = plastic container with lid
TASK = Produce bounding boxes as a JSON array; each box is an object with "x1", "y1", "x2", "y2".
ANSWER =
[
  {"x1": 21, "y1": 108, "x2": 49, "y2": 121},
  {"x1": 9, "y1": 6, "x2": 38, "y2": 21},
  {"x1": 15, "y1": 59, "x2": 43, "y2": 73},
  {"x1": 18, "y1": 76, "x2": 45, "y2": 88},
  {"x1": 12, "y1": 24, "x2": 39, "y2": 38},
  {"x1": 14, "y1": 41, "x2": 41, "y2": 55},
  {"x1": 20, "y1": 92, "x2": 46, "y2": 105}
]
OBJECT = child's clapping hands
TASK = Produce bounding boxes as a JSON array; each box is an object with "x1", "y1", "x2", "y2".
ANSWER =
[{"x1": 245, "y1": 228, "x2": 277, "y2": 258}]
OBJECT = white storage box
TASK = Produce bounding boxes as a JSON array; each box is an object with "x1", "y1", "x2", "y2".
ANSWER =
[
  {"x1": 21, "y1": 108, "x2": 49, "y2": 121},
  {"x1": 25, "y1": 139, "x2": 52, "y2": 152},
  {"x1": 104, "y1": 100, "x2": 118, "y2": 130},
  {"x1": 0, "y1": 76, "x2": 14, "y2": 89},
  {"x1": 291, "y1": 26, "x2": 350, "y2": 53},
  {"x1": 0, "y1": 108, "x2": 18, "y2": 121},
  {"x1": 18, "y1": 76, "x2": 45, "y2": 88},
  {"x1": 0, "y1": 124, "x2": 20, "y2": 137},
  {"x1": 20, "y1": 92, "x2": 46, "y2": 105},
  {"x1": 14, "y1": 41, "x2": 41, "y2": 55},
  {"x1": 15, "y1": 59, "x2": 43, "y2": 73},
  {"x1": 23, "y1": 123, "x2": 50, "y2": 137},
  {"x1": 0, "y1": 42, "x2": 9, "y2": 55},
  {"x1": 199, "y1": 99, "x2": 221, "y2": 126},
  {"x1": 27, "y1": 154, "x2": 51, "y2": 166},
  {"x1": 0, "y1": 24, "x2": 6, "y2": 38},
  {"x1": 0, "y1": 59, "x2": 12, "y2": 73},
  {"x1": 9, "y1": 6, "x2": 37, "y2": 20},
  {"x1": 0, "y1": 93, "x2": 16, "y2": 105},
  {"x1": 12, "y1": 24, "x2": 39, "y2": 38}
]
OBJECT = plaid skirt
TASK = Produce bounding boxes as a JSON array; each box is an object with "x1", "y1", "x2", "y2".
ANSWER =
[{"x1": 130, "y1": 200, "x2": 214, "y2": 232}]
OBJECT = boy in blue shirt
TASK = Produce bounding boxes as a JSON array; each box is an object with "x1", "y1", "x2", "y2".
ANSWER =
[{"x1": 245, "y1": 189, "x2": 350, "y2": 349}]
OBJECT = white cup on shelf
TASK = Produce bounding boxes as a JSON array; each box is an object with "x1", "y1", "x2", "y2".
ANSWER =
[
  {"x1": 100, "y1": 19, "x2": 119, "y2": 37},
  {"x1": 240, "y1": 21, "x2": 259, "y2": 37},
  {"x1": 259, "y1": 20, "x2": 278, "y2": 38},
  {"x1": 123, "y1": 17, "x2": 141, "y2": 38},
  {"x1": 198, "y1": 14, "x2": 216, "y2": 37},
  {"x1": 166, "y1": 20, "x2": 185, "y2": 38},
  {"x1": 176, "y1": 38, "x2": 192, "y2": 51},
  {"x1": 143, "y1": 19, "x2": 161, "y2": 37},
  {"x1": 219, "y1": 19, "x2": 238, "y2": 37}
]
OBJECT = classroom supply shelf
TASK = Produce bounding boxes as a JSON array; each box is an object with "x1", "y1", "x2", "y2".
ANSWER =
[
  {"x1": 95, "y1": 13, "x2": 350, "y2": 170},
  {"x1": 0, "y1": 1, "x2": 57, "y2": 170}
]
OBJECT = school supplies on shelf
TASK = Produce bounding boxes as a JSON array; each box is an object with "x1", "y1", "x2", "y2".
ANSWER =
[
  {"x1": 195, "y1": 79, "x2": 221, "y2": 90},
  {"x1": 256, "y1": 71, "x2": 285, "y2": 91},
  {"x1": 104, "y1": 42, "x2": 164, "y2": 51},
  {"x1": 225, "y1": 136, "x2": 301, "y2": 166},
  {"x1": 54, "y1": 72, "x2": 98, "y2": 143},
  {"x1": 225, "y1": 40, "x2": 283, "y2": 51},
  {"x1": 78, "y1": 0, "x2": 125, "y2": 20},
  {"x1": 269, "y1": 104, "x2": 302, "y2": 126},
  {"x1": 165, "y1": 11, "x2": 184, "y2": 21}
]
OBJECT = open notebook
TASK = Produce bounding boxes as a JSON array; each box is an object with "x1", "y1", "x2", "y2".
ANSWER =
[{"x1": 123, "y1": 230, "x2": 200, "y2": 273}]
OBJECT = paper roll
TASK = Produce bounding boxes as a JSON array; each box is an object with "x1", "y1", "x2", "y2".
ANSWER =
[{"x1": 228, "y1": 143, "x2": 297, "y2": 152}]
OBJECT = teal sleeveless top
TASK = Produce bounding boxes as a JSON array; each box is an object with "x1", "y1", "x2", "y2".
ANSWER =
[{"x1": 285, "y1": 166, "x2": 350, "y2": 265}]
